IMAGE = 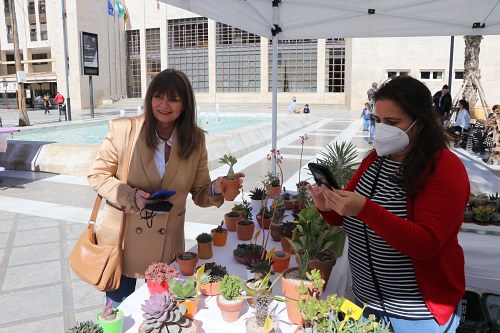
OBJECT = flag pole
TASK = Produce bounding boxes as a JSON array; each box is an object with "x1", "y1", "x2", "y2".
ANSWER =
[
  {"x1": 113, "y1": 2, "x2": 118, "y2": 100},
  {"x1": 107, "y1": 0, "x2": 112, "y2": 99}
]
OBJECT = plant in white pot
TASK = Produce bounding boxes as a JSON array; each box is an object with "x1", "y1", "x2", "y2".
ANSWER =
[{"x1": 249, "y1": 187, "x2": 267, "y2": 211}]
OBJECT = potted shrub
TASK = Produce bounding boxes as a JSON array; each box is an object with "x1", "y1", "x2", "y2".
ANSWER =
[
  {"x1": 233, "y1": 198, "x2": 253, "y2": 220},
  {"x1": 196, "y1": 232, "x2": 213, "y2": 259},
  {"x1": 282, "y1": 191, "x2": 295, "y2": 210},
  {"x1": 279, "y1": 221, "x2": 297, "y2": 254},
  {"x1": 233, "y1": 243, "x2": 264, "y2": 265},
  {"x1": 472, "y1": 204, "x2": 495, "y2": 226},
  {"x1": 219, "y1": 154, "x2": 240, "y2": 201},
  {"x1": 244, "y1": 272, "x2": 284, "y2": 333},
  {"x1": 256, "y1": 205, "x2": 272, "y2": 229},
  {"x1": 196, "y1": 262, "x2": 228, "y2": 296},
  {"x1": 271, "y1": 250, "x2": 290, "y2": 273},
  {"x1": 211, "y1": 221, "x2": 228, "y2": 246},
  {"x1": 176, "y1": 251, "x2": 198, "y2": 276},
  {"x1": 249, "y1": 187, "x2": 267, "y2": 211},
  {"x1": 262, "y1": 171, "x2": 281, "y2": 199},
  {"x1": 139, "y1": 292, "x2": 197, "y2": 333},
  {"x1": 144, "y1": 262, "x2": 180, "y2": 296},
  {"x1": 293, "y1": 182, "x2": 310, "y2": 213},
  {"x1": 168, "y1": 277, "x2": 199, "y2": 318},
  {"x1": 237, "y1": 217, "x2": 255, "y2": 241},
  {"x1": 270, "y1": 199, "x2": 286, "y2": 241},
  {"x1": 96, "y1": 300, "x2": 124, "y2": 333},
  {"x1": 224, "y1": 211, "x2": 242, "y2": 232},
  {"x1": 67, "y1": 321, "x2": 103, "y2": 333},
  {"x1": 216, "y1": 274, "x2": 245, "y2": 322}
]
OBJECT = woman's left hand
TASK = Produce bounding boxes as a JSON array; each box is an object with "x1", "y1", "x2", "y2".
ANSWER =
[
  {"x1": 213, "y1": 172, "x2": 246, "y2": 195},
  {"x1": 321, "y1": 188, "x2": 366, "y2": 217}
]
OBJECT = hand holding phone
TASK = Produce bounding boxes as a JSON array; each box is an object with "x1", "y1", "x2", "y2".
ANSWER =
[{"x1": 308, "y1": 163, "x2": 340, "y2": 190}]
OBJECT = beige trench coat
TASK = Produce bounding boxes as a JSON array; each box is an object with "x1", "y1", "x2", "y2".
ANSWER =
[{"x1": 88, "y1": 115, "x2": 223, "y2": 278}]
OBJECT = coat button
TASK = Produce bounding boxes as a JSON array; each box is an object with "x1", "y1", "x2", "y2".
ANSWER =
[
  {"x1": 136, "y1": 227, "x2": 142, "y2": 234},
  {"x1": 158, "y1": 228, "x2": 166, "y2": 234}
]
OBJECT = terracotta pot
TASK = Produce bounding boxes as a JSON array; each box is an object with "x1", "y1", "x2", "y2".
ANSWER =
[
  {"x1": 266, "y1": 186, "x2": 281, "y2": 199},
  {"x1": 221, "y1": 177, "x2": 240, "y2": 201},
  {"x1": 233, "y1": 251, "x2": 247, "y2": 265},
  {"x1": 176, "y1": 252, "x2": 199, "y2": 276},
  {"x1": 284, "y1": 199, "x2": 295, "y2": 210},
  {"x1": 236, "y1": 221, "x2": 255, "y2": 241},
  {"x1": 308, "y1": 255, "x2": 337, "y2": 286},
  {"x1": 293, "y1": 200, "x2": 306, "y2": 214},
  {"x1": 281, "y1": 267, "x2": 317, "y2": 325},
  {"x1": 270, "y1": 223, "x2": 281, "y2": 242},
  {"x1": 199, "y1": 281, "x2": 220, "y2": 296},
  {"x1": 211, "y1": 229, "x2": 228, "y2": 246},
  {"x1": 272, "y1": 251, "x2": 290, "y2": 273},
  {"x1": 256, "y1": 213, "x2": 272, "y2": 229},
  {"x1": 180, "y1": 299, "x2": 198, "y2": 319},
  {"x1": 224, "y1": 212, "x2": 242, "y2": 232},
  {"x1": 146, "y1": 279, "x2": 169, "y2": 296},
  {"x1": 197, "y1": 242, "x2": 213, "y2": 259},
  {"x1": 216, "y1": 295, "x2": 244, "y2": 322},
  {"x1": 280, "y1": 236, "x2": 295, "y2": 254}
]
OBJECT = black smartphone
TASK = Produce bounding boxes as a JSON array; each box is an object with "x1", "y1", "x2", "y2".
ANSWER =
[{"x1": 308, "y1": 163, "x2": 340, "y2": 190}]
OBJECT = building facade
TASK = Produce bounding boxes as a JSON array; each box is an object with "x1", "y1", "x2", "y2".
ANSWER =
[{"x1": 1, "y1": 0, "x2": 499, "y2": 111}]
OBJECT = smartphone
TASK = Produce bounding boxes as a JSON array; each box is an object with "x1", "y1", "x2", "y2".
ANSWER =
[
  {"x1": 308, "y1": 163, "x2": 340, "y2": 190},
  {"x1": 147, "y1": 190, "x2": 176, "y2": 201}
]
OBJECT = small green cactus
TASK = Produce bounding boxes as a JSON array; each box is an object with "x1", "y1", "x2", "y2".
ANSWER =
[
  {"x1": 66, "y1": 321, "x2": 103, "y2": 333},
  {"x1": 219, "y1": 274, "x2": 242, "y2": 301}
]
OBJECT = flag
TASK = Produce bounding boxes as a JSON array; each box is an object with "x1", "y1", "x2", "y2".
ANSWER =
[
  {"x1": 124, "y1": 4, "x2": 129, "y2": 23},
  {"x1": 107, "y1": 0, "x2": 114, "y2": 16},
  {"x1": 115, "y1": 0, "x2": 125, "y2": 18}
]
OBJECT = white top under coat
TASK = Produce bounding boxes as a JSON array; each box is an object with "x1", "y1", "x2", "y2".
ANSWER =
[{"x1": 154, "y1": 131, "x2": 173, "y2": 179}]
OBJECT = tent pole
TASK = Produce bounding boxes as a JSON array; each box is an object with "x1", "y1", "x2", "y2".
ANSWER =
[
  {"x1": 448, "y1": 36, "x2": 454, "y2": 92},
  {"x1": 271, "y1": 34, "x2": 278, "y2": 174}
]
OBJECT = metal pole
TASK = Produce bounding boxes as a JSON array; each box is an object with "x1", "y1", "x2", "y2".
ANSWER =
[
  {"x1": 271, "y1": 35, "x2": 278, "y2": 175},
  {"x1": 61, "y1": 0, "x2": 71, "y2": 120},
  {"x1": 89, "y1": 76, "x2": 94, "y2": 118},
  {"x1": 448, "y1": 36, "x2": 454, "y2": 93}
]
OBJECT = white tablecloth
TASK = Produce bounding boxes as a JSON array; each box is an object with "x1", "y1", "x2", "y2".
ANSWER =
[{"x1": 118, "y1": 223, "x2": 499, "y2": 332}]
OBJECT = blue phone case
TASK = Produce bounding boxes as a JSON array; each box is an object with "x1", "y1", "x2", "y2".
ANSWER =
[{"x1": 147, "y1": 190, "x2": 176, "y2": 200}]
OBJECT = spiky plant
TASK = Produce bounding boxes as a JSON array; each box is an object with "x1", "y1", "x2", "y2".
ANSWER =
[
  {"x1": 219, "y1": 154, "x2": 238, "y2": 180},
  {"x1": 316, "y1": 141, "x2": 358, "y2": 188},
  {"x1": 140, "y1": 292, "x2": 191, "y2": 333},
  {"x1": 254, "y1": 292, "x2": 272, "y2": 326},
  {"x1": 66, "y1": 321, "x2": 103, "y2": 333}
]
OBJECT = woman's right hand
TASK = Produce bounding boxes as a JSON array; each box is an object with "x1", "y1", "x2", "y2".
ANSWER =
[
  {"x1": 135, "y1": 190, "x2": 150, "y2": 210},
  {"x1": 306, "y1": 183, "x2": 333, "y2": 212}
]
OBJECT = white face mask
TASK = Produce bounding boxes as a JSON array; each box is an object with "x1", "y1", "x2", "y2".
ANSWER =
[{"x1": 373, "y1": 120, "x2": 417, "y2": 156}]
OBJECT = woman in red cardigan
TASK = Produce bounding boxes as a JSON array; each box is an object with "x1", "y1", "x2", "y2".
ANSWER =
[{"x1": 309, "y1": 75, "x2": 469, "y2": 333}]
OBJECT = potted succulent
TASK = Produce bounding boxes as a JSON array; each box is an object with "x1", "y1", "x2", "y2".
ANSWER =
[
  {"x1": 282, "y1": 191, "x2": 296, "y2": 210},
  {"x1": 196, "y1": 262, "x2": 228, "y2": 296},
  {"x1": 270, "y1": 198, "x2": 286, "y2": 241},
  {"x1": 237, "y1": 217, "x2": 255, "y2": 241},
  {"x1": 256, "y1": 205, "x2": 272, "y2": 229},
  {"x1": 293, "y1": 181, "x2": 310, "y2": 213},
  {"x1": 216, "y1": 274, "x2": 245, "y2": 322},
  {"x1": 219, "y1": 154, "x2": 240, "y2": 201},
  {"x1": 315, "y1": 141, "x2": 359, "y2": 189},
  {"x1": 96, "y1": 300, "x2": 124, "y2": 333},
  {"x1": 233, "y1": 243, "x2": 264, "y2": 265},
  {"x1": 211, "y1": 221, "x2": 228, "y2": 246},
  {"x1": 139, "y1": 292, "x2": 197, "y2": 333},
  {"x1": 262, "y1": 171, "x2": 281, "y2": 199},
  {"x1": 176, "y1": 251, "x2": 198, "y2": 276},
  {"x1": 244, "y1": 272, "x2": 284, "y2": 333},
  {"x1": 249, "y1": 187, "x2": 267, "y2": 211},
  {"x1": 144, "y1": 261, "x2": 180, "y2": 296},
  {"x1": 196, "y1": 232, "x2": 213, "y2": 259},
  {"x1": 224, "y1": 211, "x2": 242, "y2": 232},
  {"x1": 279, "y1": 221, "x2": 297, "y2": 254},
  {"x1": 243, "y1": 246, "x2": 275, "y2": 307},
  {"x1": 67, "y1": 321, "x2": 103, "y2": 333},
  {"x1": 168, "y1": 277, "x2": 199, "y2": 318},
  {"x1": 271, "y1": 250, "x2": 290, "y2": 273},
  {"x1": 233, "y1": 198, "x2": 253, "y2": 220}
]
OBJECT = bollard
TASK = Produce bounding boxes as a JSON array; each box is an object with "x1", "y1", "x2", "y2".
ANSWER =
[
  {"x1": 216, "y1": 103, "x2": 221, "y2": 122},
  {"x1": 137, "y1": 106, "x2": 143, "y2": 115},
  {"x1": 120, "y1": 109, "x2": 126, "y2": 117}
]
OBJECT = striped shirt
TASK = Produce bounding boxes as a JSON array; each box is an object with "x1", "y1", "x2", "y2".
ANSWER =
[{"x1": 344, "y1": 157, "x2": 433, "y2": 319}]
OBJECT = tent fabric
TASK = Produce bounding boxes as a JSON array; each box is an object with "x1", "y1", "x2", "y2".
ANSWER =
[{"x1": 158, "y1": 0, "x2": 500, "y2": 39}]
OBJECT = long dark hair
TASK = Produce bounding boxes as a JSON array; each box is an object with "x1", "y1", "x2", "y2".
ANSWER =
[
  {"x1": 459, "y1": 99, "x2": 469, "y2": 112},
  {"x1": 374, "y1": 75, "x2": 448, "y2": 196},
  {"x1": 143, "y1": 68, "x2": 205, "y2": 158}
]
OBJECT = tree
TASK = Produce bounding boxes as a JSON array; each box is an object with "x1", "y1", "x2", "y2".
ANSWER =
[{"x1": 462, "y1": 35, "x2": 482, "y2": 108}]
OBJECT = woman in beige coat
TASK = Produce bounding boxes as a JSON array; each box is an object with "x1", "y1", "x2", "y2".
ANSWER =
[{"x1": 88, "y1": 69, "x2": 243, "y2": 307}]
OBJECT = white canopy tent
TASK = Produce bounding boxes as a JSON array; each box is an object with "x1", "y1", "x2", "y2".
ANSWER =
[{"x1": 158, "y1": 0, "x2": 500, "y2": 171}]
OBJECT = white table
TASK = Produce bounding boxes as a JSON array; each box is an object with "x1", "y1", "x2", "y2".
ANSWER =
[{"x1": 118, "y1": 219, "x2": 350, "y2": 333}]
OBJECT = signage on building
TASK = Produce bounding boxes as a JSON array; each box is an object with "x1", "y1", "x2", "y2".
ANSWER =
[{"x1": 80, "y1": 31, "x2": 99, "y2": 76}]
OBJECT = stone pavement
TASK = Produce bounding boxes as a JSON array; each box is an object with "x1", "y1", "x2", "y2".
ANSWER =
[{"x1": 0, "y1": 103, "x2": 499, "y2": 331}]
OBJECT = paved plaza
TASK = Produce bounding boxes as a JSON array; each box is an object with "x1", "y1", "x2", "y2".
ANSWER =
[{"x1": 0, "y1": 103, "x2": 499, "y2": 331}]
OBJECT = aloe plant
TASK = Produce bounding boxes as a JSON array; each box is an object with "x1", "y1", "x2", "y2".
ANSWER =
[
  {"x1": 316, "y1": 141, "x2": 358, "y2": 188},
  {"x1": 219, "y1": 154, "x2": 238, "y2": 180}
]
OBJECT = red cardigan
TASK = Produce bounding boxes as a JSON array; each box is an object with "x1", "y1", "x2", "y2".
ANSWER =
[{"x1": 321, "y1": 149, "x2": 469, "y2": 325}]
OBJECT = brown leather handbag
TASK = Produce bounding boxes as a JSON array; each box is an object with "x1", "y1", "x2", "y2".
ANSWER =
[{"x1": 69, "y1": 119, "x2": 136, "y2": 291}]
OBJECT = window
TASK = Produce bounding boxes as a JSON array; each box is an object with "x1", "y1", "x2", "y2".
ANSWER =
[
  {"x1": 32, "y1": 53, "x2": 48, "y2": 65},
  {"x1": 420, "y1": 70, "x2": 443, "y2": 80},
  {"x1": 30, "y1": 23, "x2": 37, "y2": 41},
  {"x1": 40, "y1": 23, "x2": 47, "y2": 40},
  {"x1": 38, "y1": 0, "x2": 45, "y2": 14},
  {"x1": 455, "y1": 70, "x2": 464, "y2": 80},
  {"x1": 216, "y1": 23, "x2": 260, "y2": 92},
  {"x1": 27, "y1": 0, "x2": 35, "y2": 14},
  {"x1": 269, "y1": 39, "x2": 317, "y2": 92},
  {"x1": 325, "y1": 38, "x2": 345, "y2": 93},
  {"x1": 387, "y1": 70, "x2": 409, "y2": 79},
  {"x1": 145, "y1": 28, "x2": 161, "y2": 86},
  {"x1": 126, "y1": 30, "x2": 142, "y2": 98},
  {"x1": 7, "y1": 25, "x2": 13, "y2": 43},
  {"x1": 168, "y1": 18, "x2": 209, "y2": 92}
]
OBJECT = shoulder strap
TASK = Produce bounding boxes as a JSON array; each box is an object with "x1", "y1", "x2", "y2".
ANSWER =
[{"x1": 89, "y1": 119, "x2": 137, "y2": 235}]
